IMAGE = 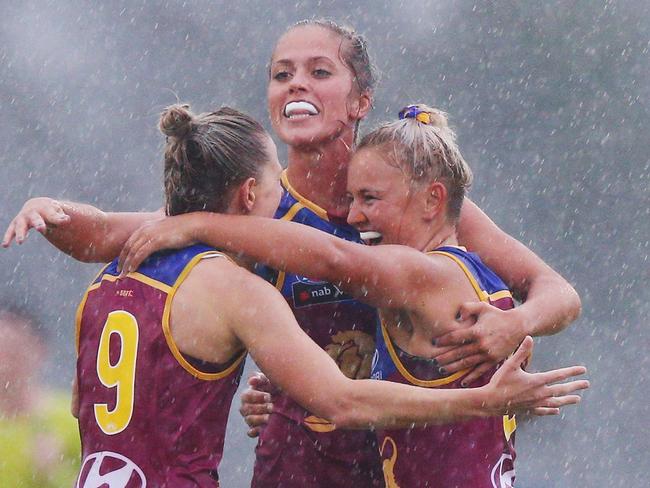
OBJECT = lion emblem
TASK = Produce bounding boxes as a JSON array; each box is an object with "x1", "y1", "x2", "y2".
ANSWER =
[{"x1": 325, "y1": 330, "x2": 375, "y2": 379}]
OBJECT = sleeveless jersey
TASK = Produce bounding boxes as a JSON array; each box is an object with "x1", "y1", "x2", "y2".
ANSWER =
[
  {"x1": 252, "y1": 171, "x2": 383, "y2": 487},
  {"x1": 75, "y1": 244, "x2": 246, "y2": 488},
  {"x1": 371, "y1": 246, "x2": 517, "y2": 488}
]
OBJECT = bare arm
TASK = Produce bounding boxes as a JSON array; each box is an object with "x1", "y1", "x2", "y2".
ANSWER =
[
  {"x1": 119, "y1": 212, "x2": 435, "y2": 311},
  {"x1": 218, "y1": 264, "x2": 587, "y2": 429},
  {"x1": 458, "y1": 199, "x2": 581, "y2": 336},
  {"x1": 3, "y1": 197, "x2": 162, "y2": 262}
]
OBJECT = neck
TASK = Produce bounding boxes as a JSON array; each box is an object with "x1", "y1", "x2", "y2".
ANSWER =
[
  {"x1": 285, "y1": 132, "x2": 355, "y2": 219},
  {"x1": 420, "y1": 221, "x2": 459, "y2": 252}
]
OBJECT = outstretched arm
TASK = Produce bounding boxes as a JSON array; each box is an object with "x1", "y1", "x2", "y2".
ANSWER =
[
  {"x1": 3, "y1": 197, "x2": 162, "y2": 262},
  {"x1": 118, "y1": 212, "x2": 439, "y2": 311},
  {"x1": 221, "y1": 266, "x2": 588, "y2": 430}
]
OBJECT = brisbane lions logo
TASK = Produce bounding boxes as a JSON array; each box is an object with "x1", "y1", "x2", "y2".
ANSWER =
[
  {"x1": 325, "y1": 330, "x2": 375, "y2": 379},
  {"x1": 304, "y1": 331, "x2": 375, "y2": 433},
  {"x1": 76, "y1": 451, "x2": 146, "y2": 488}
]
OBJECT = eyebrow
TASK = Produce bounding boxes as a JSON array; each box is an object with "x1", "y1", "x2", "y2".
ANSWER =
[{"x1": 271, "y1": 56, "x2": 335, "y2": 66}]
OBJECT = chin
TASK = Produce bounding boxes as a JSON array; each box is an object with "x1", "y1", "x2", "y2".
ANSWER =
[{"x1": 278, "y1": 123, "x2": 340, "y2": 148}]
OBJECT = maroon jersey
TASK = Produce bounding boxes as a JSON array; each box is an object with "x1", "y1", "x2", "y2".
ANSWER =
[
  {"x1": 74, "y1": 245, "x2": 245, "y2": 487},
  {"x1": 371, "y1": 247, "x2": 517, "y2": 488},
  {"x1": 252, "y1": 172, "x2": 383, "y2": 487}
]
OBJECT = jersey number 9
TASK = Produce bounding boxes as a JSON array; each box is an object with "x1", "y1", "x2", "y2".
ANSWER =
[{"x1": 94, "y1": 310, "x2": 139, "y2": 435}]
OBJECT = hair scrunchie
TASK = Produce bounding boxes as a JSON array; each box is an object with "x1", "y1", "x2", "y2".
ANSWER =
[{"x1": 398, "y1": 105, "x2": 431, "y2": 125}]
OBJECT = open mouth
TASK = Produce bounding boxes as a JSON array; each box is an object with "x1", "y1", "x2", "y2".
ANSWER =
[
  {"x1": 359, "y1": 231, "x2": 383, "y2": 246},
  {"x1": 284, "y1": 101, "x2": 319, "y2": 119}
]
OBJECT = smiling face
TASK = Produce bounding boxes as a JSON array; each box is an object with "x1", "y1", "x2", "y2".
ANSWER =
[
  {"x1": 346, "y1": 146, "x2": 430, "y2": 247},
  {"x1": 267, "y1": 25, "x2": 369, "y2": 148}
]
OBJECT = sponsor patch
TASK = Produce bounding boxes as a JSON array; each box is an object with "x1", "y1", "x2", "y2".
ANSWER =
[
  {"x1": 77, "y1": 451, "x2": 146, "y2": 488},
  {"x1": 291, "y1": 280, "x2": 353, "y2": 308}
]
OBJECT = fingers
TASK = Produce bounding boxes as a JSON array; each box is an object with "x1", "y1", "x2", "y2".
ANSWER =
[
  {"x1": 460, "y1": 361, "x2": 495, "y2": 387},
  {"x1": 2, "y1": 199, "x2": 71, "y2": 248},
  {"x1": 247, "y1": 425, "x2": 263, "y2": 438},
  {"x1": 536, "y1": 365, "x2": 587, "y2": 385},
  {"x1": 440, "y1": 353, "x2": 484, "y2": 374},
  {"x1": 2, "y1": 220, "x2": 17, "y2": 247},
  {"x1": 247, "y1": 372, "x2": 275, "y2": 394},
  {"x1": 435, "y1": 328, "x2": 475, "y2": 347},
  {"x1": 11, "y1": 214, "x2": 31, "y2": 244},
  {"x1": 118, "y1": 231, "x2": 154, "y2": 277},
  {"x1": 239, "y1": 394, "x2": 273, "y2": 418},
  {"x1": 530, "y1": 407, "x2": 560, "y2": 416},
  {"x1": 244, "y1": 414, "x2": 270, "y2": 431},
  {"x1": 505, "y1": 335, "x2": 533, "y2": 370},
  {"x1": 435, "y1": 343, "x2": 481, "y2": 367},
  {"x1": 458, "y1": 300, "x2": 490, "y2": 321},
  {"x1": 545, "y1": 379, "x2": 590, "y2": 397}
]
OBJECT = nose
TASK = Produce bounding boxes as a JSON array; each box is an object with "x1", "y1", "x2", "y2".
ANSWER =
[
  {"x1": 288, "y1": 69, "x2": 308, "y2": 93},
  {"x1": 347, "y1": 199, "x2": 366, "y2": 227}
]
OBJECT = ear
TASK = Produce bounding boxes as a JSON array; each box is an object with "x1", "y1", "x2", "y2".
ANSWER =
[
  {"x1": 237, "y1": 177, "x2": 257, "y2": 214},
  {"x1": 423, "y1": 181, "x2": 447, "y2": 221},
  {"x1": 350, "y1": 90, "x2": 372, "y2": 121}
]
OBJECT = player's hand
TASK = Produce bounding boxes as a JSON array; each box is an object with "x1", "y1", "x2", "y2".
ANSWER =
[
  {"x1": 239, "y1": 372, "x2": 275, "y2": 438},
  {"x1": 483, "y1": 336, "x2": 589, "y2": 416},
  {"x1": 2, "y1": 197, "x2": 71, "y2": 248},
  {"x1": 433, "y1": 302, "x2": 526, "y2": 385},
  {"x1": 118, "y1": 213, "x2": 201, "y2": 276}
]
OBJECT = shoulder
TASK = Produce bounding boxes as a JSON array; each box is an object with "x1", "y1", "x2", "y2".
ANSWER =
[{"x1": 182, "y1": 255, "x2": 285, "y2": 309}]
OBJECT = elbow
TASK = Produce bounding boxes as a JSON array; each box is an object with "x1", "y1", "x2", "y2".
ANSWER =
[{"x1": 565, "y1": 284, "x2": 582, "y2": 324}]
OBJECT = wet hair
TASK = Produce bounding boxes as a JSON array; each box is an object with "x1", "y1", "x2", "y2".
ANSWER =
[
  {"x1": 160, "y1": 104, "x2": 269, "y2": 216},
  {"x1": 277, "y1": 19, "x2": 377, "y2": 139},
  {"x1": 357, "y1": 104, "x2": 473, "y2": 221},
  {"x1": 289, "y1": 19, "x2": 377, "y2": 94}
]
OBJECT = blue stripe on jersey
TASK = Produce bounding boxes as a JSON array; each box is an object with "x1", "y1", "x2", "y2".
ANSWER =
[
  {"x1": 435, "y1": 246, "x2": 510, "y2": 295},
  {"x1": 96, "y1": 243, "x2": 217, "y2": 286}
]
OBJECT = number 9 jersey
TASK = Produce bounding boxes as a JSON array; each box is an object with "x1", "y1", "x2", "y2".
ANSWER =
[{"x1": 74, "y1": 244, "x2": 246, "y2": 488}]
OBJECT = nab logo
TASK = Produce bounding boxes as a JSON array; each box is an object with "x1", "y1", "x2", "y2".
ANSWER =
[
  {"x1": 291, "y1": 279, "x2": 353, "y2": 308},
  {"x1": 77, "y1": 451, "x2": 146, "y2": 488}
]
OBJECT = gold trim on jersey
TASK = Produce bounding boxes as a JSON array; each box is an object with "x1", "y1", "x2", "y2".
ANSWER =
[
  {"x1": 273, "y1": 201, "x2": 305, "y2": 291},
  {"x1": 428, "y1": 250, "x2": 514, "y2": 304},
  {"x1": 281, "y1": 170, "x2": 330, "y2": 221},
  {"x1": 380, "y1": 320, "x2": 468, "y2": 387},
  {"x1": 380, "y1": 249, "x2": 513, "y2": 388},
  {"x1": 162, "y1": 251, "x2": 247, "y2": 380},
  {"x1": 431, "y1": 249, "x2": 517, "y2": 439},
  {"x1": 75, "y1": 263, "x2": 111, "y2": 354}
]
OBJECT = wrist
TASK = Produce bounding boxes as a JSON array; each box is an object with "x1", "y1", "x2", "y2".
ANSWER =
[
  {"x1": 467, "y1": 385, "x2": 496, "y2": 418},
  {"x1": 186, "y1": 213, "x2": 206, "y2": 242},
  {"x1": 508, "y1": 306, "x2": 532, "y2": 341}
]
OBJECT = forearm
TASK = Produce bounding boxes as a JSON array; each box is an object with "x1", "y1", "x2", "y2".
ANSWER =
[
  {"x1": 510, "y1": 273, "x2": 581, "y2": 336},
  {"x1": 49, "y1": 202, "x2": 159, "y2": 263},
  {"x1": 458, "y1": 199, "x2": 581, "y2": 336},
  {"x1": 193, "y1": 213, "x2": 354, "y2": 284},
  {"x1": 330, "y1": 379, "x2": 491, "y2": 430}
]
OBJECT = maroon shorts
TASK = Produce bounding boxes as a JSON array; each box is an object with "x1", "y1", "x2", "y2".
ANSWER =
[{"x1": 251, "y1": 413, "x2": 384, "y2": 488}]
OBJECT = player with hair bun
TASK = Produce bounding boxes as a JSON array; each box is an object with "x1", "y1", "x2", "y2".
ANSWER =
[
  {"x1": 33, "y1": 103, "x2": 584, "y2": 487},
  {"x1": 116, "y1": 103, "x2": 588, "y2": 488},
  {"x1": 5, "y1": 19, "x2": 583, "y2": 488}
]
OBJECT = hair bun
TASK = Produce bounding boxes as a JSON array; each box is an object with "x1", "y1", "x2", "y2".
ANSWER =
[
  {"x1": 160, "y1": 104, "x2": 194, "y2": 139},
  {"x1": 399, "y1": 104, "x2": 448, "y2": 129}
]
